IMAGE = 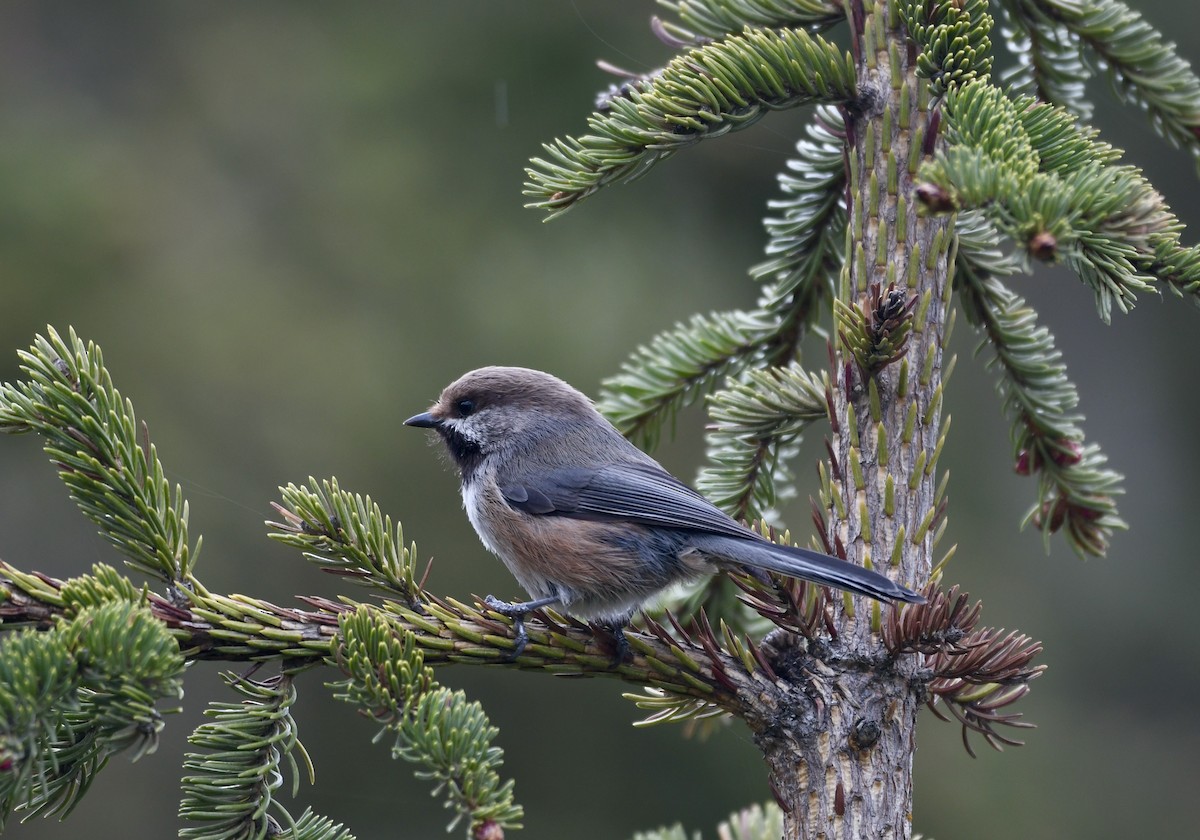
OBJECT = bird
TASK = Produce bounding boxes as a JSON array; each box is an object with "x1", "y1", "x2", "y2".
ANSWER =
[{"x1": 405, "y1": 366, "x2": 924, "y2": 657}]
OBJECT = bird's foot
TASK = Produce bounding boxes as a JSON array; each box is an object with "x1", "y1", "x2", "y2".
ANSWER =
[
  {"x1": 593, "y1": 620, "x2": 632, "y2": 669},
  {"x1": 482, "y1": 594, "x2": 555, "y2": 661}
]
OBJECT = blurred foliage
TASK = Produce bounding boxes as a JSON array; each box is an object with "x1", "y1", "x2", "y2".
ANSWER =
[
  {"x1": 631, "y1": 801, "x2": 783, "y2": 840},
  {"x1": 0, "y1": 2, "x2": 1198, "y2": 839}
]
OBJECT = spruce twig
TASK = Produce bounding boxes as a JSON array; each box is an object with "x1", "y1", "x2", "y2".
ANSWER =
[
  {"x1": 525, "y1": 26, "x2": 855, "y2": 218},
  {"x1": 179, "y1": 673, "x2": 319, "y2": 839},
  {"x1": 0, "y1": 327, "x2": 197, "y2": 585},
  {"x1": 654, "y1": 0, "x2": 842, "y2": 45},
  {"x1": 333, "y1": 606, "x2": 523, "y2": 836},
  {"x1": 1001, "y1": 0, "x2": 1200, "y2": 159}
]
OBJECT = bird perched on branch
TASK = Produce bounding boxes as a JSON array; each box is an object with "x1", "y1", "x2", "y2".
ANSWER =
[{"x1": 406, "y1": 366, "x2": 924, "y2": 656}]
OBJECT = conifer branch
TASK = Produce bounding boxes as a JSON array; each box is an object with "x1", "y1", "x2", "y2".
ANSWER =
[
  {"x1": 0, "y1": 557, "x2": 765, "y2": 711},
  {"x1": 0, "y1": 325, "x2": 778, "y2": 706},
  {"x1": 1151, "y1": 237, "x2": 1200, "y2": 305},
  {"x1": 0, "y1": 601, "x2": 184, "y2": 827},
  {"x1": 921, "y1": 81, "x2": 1195, "y2": 320},
  {"x1": 598, "y1": 311, "x2": 779, "y2": 449},
  {"x1": 653, "y1": 0, "x2": 842, "y2": 45},
  {"x1": 1003, "y1": 0, "x2": 1200, "y2": 158},
  {"x1": 695, "y1": 365, "x2": 827, "y2": 522},
  {"x1": 333, "y1": 606, "x2": 523, "y2": 837},
  {"x1": 599, "y1": 104, "x2": 846, "y2": 455},
  {"x1": 751, "y1": 103, "x2": 845, "y2": 339},
  {"x1": 1013, "y1": 96, "x2": 1121, "y2": 172},
  {"x1": 900, "y1": 0, "x2": 995, "y2": 97},
  {"x1": 0, "y1": 327, "x2": 196, "y2": 584},
  {"x1": 525, "y1": 26, "x2": 855, "y2": 218},
  {"x1": 885, "y1": 586, "x2": 1045, "y2": 756},
  {"x1": 956, "y1": 216, "x2": 1125, "y2": 556},
  {"x1": 269, "y1": 478, "x2": 423, "y2": 604},
  {"x1": 995, "y1": 1, "x2": 1091, "y2": 119},
  {"x1": 282, "y1": 811, "x2": 357, "y2": 840},
  {"x1": 178, "y1": 673, "x2": 332, "y2": 839}
]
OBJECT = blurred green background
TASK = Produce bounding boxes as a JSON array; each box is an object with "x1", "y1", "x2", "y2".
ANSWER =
[{"x1": 1, "y1": 2, "x2": 1198, "y2": 838}]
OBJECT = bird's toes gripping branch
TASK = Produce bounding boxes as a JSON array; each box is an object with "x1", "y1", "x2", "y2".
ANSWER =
[{"x1": 482, "y1": 593, "x2": 559, "y2": 660}]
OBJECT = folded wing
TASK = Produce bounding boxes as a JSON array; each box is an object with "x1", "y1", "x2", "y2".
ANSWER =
[
  {"x1": 500, "y1": 461, "x2": 754, "y2": 540},
  {"x1": 500, "y1": 462, "x2": 925, "y2": 604}
]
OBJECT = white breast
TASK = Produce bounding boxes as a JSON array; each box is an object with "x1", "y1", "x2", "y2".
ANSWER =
[
  {"x1": 460, "y1": 474, "x2": 559, "y2": 604},
  {"x1": 462, "y1": 478, "x2": 502, "y2": 556}
]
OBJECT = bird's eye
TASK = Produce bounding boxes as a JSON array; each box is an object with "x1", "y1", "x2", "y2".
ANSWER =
[{"x1": 455, "y1": 398, "x2": 476, "y2": 417}]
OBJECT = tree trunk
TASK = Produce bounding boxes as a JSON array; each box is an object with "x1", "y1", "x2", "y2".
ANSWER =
[{"x1": 757, "y1": 1, "x2": 952, "y2": 836}]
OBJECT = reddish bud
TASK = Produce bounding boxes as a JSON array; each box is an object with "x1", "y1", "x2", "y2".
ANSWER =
[
  {"x1": 916, "y1": 182, "x2": 954, "y2": 213},
  {"x1": 1014, "y1": 449, "x2": 1033, "y2": 476},
  {"x1": 1034, "y1": 498, "x2": 1068, "y2": 533},
  {"x1": 1028, "y1": 231, "x2": 1058, "y2": 261},
  {"x1": 474, "y1": 821, "x2": 505, "y2": 840},
  {"x1": 1050, "y1": 440, "x2": 1084, "y2": 468}
]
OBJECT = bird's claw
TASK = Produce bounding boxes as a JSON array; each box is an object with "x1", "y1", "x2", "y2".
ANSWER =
[
  {"x1": 595, "y1": 621, "x2": 632, "y2": 669},
  {"x1": 483, "y1": 595, "x2": 532, "y2": 660},
  {"x1": 483, "y1": 594, "x2": 523, "y2": 617}
]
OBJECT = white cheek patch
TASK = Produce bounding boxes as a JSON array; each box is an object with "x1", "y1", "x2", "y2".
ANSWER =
[{"x1": 455, "y1": 416, "x2": 494, "y2": 449}]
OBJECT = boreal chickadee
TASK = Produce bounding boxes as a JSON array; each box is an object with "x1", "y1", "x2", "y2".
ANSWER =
[{"x1": 406, "y1": 366, "x2": 924, "y2": 656}]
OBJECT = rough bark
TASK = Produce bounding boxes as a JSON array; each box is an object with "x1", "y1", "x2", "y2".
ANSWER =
[{"x1": 758, "y1": 1, "x2": 953, "y2": 836}]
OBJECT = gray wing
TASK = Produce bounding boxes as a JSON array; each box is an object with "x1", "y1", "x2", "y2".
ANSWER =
[
  {"x1": 499, "y1": 462, "x2": 756, "y2": 541},
  {"x1": 499, "y1": 462, "x2": 927, "y2": 605}
]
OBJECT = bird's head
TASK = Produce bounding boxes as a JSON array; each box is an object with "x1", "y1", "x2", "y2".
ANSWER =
[{"x1": 405, "y1": 366, "x2": 599, "y2": 477}]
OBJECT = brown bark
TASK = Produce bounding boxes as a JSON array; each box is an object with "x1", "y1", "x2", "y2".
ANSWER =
[{"x1": 759, "y1": 1, "x2": 953, "y2": 835}]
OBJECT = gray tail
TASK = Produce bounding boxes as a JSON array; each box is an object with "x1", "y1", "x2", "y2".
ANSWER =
[{"x1": 694, "y1": 535, "x2": 926, "y2": 604}]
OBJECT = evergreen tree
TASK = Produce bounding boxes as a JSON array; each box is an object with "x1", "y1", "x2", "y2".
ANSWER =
[{"x1": 2, "y1": 2, "x2": 1198, "y2": 838}]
